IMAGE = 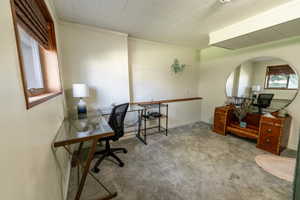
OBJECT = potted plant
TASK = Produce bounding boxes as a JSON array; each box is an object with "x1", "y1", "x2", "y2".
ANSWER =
[{"x1": 233, "y1": 99, "x2": 252, "y2": 128}]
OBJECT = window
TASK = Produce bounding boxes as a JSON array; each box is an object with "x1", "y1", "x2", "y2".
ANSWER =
[
  {"x1": 265, "y1": 65, "x2": 298, "y2": 89},
  {"x1": 11, "y1": 0, "x2": 62, "y2": 109},
  {"x1": 19, "y1": 26, "x2": 45, "y2": 95}
]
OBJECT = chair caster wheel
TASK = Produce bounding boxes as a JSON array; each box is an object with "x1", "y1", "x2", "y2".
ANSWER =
[
  {"x1": 91, "y1": 167, "x2": 100, "y2": 173},
  {"x1": 119, "y1": 163, "x2": 124, "y2": 167}
]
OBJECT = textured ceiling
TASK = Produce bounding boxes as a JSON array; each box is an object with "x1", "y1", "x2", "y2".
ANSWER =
[{"x1": 53, "y1": 0, "x2": 293, "y2": 48}]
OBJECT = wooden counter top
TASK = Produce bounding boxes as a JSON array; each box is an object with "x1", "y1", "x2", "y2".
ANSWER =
[{"x1": 131, "y1": 97, "x2": 203, "y2": 105}]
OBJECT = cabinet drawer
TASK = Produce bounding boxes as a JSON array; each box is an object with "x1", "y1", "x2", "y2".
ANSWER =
[
  {"x1": 213, "y1": 124, "x2": 224, "y2": 133},
  {"x1": 213, "y1": 106, "x2": 231, "y2": 135},
  {"x1": 258, "y1": 134, "x2": 279, "y2": 153},
  {"x1": 261, "y1": 117, "x2": 283, "y2": 127},
  {"x1": 215, "y1": 110, "x2": 226, "y2": 115},
  {"x1": 258, "y1": 124, "x2": 281, "y2": 154},
  {"x1": 260, "y1": 124, "x2": 281, "y2": 137},
  {"x1": 213, "y1": 115, "x2": 226, "y2": 135},
  {"x1": 214, "y1": 113, "x2": 226, "y2": 122}
]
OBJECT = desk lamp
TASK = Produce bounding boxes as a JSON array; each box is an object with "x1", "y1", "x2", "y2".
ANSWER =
[{"x1": 73, "y1": 84, "x2": 89, "y2": 118}]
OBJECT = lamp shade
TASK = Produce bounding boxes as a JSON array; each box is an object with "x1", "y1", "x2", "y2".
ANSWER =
[
  {"x1": 252, "y1": 85, "x2": 261, "y2": 92},
  {"x1": 72, "y1": 84, "x2": 89, "y2": 98}
]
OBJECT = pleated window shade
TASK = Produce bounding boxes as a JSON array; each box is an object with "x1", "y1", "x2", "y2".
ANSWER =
[
  {"x1": 12, "y1": 0, "x2": 54, "y2": 50},
  {"x1": 267, "y1": 65, "x2": 295, "y2": 75}
]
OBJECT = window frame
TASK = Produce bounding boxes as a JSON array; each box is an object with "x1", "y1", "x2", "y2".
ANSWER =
[
  {"x1": 264, "y1": 65, "x2": 298, "y2": 90},
  {"x1": 10, "y1": 0, "x2": 62, "y2": 109}
]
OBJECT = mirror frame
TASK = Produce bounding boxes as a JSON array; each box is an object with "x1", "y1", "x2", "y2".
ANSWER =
[{"x1": 225, "y1": 56, "x2": 300, "y2": 112}]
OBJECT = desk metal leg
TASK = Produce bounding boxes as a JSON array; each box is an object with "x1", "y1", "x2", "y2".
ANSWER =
[
  {"x1": 144, "y1": 111, "x2": 147, "y2": 144},
  {"x1": 76, "y1": 142, "x2": 84, "y2": 187},
  {"x1": 137, "y1": 110, "x2": 148, "y2": 145},
  {"x1": 75, "y1": 139, "x2": 98, "y2": 200},
  {"x1": 63, "y1": 139, "x2": 117, "y2": 200},
  {"x1": 158, "y1": 104, "x2": 161, "y2": 132},
  {"x1": 136, "y1": 110, "x2": 147, "y2": 145},
  {"x1": 166, "y1": 104, "x2": 168, "y2": 136},
  {"x1": 137, "y1": 110, "x2": 142, "y2": 136}
]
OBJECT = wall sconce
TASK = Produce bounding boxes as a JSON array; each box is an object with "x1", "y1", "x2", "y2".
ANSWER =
[{"x1": 171, "y1": 58, "x2": 186, "y2": 74}]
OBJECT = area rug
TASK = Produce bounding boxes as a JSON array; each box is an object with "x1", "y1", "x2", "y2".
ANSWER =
[{"x1": 255, "y1": 154, "x2": 296, "y2": 182}]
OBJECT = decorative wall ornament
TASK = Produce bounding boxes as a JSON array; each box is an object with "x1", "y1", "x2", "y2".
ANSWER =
[{"x1": 171, "y1": 58, "x2": 186, "y2": 74}]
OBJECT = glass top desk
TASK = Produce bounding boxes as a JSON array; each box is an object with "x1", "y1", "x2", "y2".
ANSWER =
[
  {"x1": 53, "y1": 111, "x2": 117, "y2": 200},
  {"x1": 54, "y1": 111, "x2": 114, "y2": 147},
  {"x1": 99, "y1": 104, "x2": 144, "y2": 115}
]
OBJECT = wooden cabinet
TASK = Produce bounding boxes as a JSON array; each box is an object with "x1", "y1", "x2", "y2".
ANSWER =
[
  {"x1": 257, "y1": 116, "x2": 291, "y2": 155},
  {"x1": 213, "y1": 106, "x2": 231, "y2": 135},
  {"x1": 213, "y1": 106, "x2": 291, "y2": 155}
]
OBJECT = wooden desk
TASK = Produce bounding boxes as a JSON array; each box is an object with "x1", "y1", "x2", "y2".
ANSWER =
[
  {"x1": 213, "y1": 105, "x2": 291, "y2": 155},
  {"x1": 131, "y1": 97, "x2": 202, "y2": 105},
  {"x1": 53, "y1": 111, "x2": 117, "y2": 200}
]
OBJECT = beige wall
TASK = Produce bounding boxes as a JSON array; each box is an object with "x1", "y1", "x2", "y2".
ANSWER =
[
  {"x1": 0, "y1": 0, "x2": 68, "y2": 200},
  {"x1": 59, "y1": 22, "x2": 202, "y2": 128},
  {"x1": 128, "y1": 38, "x2": 202, "y2": 127},
  {"x1": 237, "y1": 61, "x2": 254, "y2": 97},
  {"x1": 226, "y1": 61, "x2": 254, "y2": 98},
  {"x1": 199, "y1": 37, "x2": 300, "y2": 150},
  {"x1": 59, "y1": 22, "x2": 130, "y2": 112}
]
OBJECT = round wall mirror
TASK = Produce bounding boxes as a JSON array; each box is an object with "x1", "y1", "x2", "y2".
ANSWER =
[{"x1": 226, "y1": 57, "x2": 299, "y2": 113}]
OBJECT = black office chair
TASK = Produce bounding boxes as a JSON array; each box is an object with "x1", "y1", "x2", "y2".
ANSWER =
[
  {"x1": 92, "y1": 103, "x2": 129, "y2": 173},
  {"x1": 252, "y1": 93, "x2": 274, "y2": 114}
]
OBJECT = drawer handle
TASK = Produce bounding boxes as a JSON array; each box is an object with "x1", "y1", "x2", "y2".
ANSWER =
[
  {"x1": 266, "y1": 138, "x2": 270, "y2": 143},
  {"x1": 267, "y1": 129, "x2": 272, "y2": 133}
]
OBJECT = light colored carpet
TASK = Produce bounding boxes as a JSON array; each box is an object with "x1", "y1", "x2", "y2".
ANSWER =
[
  {"x1": 68, "y1": 122, "x2": 294, "y2": 200},
  {"x1": 255, "y1": 154, "x2": 296, "y2": 182}
]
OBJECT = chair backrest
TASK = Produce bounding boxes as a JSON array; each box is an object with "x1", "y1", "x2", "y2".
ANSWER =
[
  {"x1": 257, "y1": 93, "x2": 274, "y2": 108},
  {"x1": 108, "y1": 103, "x2": 129, "y2": 140}
]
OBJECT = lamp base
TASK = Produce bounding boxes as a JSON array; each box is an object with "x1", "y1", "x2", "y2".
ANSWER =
[{"x1": 77, "y1": 98, "x2": 87, "y2": 119}]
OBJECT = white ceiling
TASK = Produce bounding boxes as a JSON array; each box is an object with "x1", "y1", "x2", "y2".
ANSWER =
[{"x1": 53, "y1": 0, "x2": 293, "y2": 48}]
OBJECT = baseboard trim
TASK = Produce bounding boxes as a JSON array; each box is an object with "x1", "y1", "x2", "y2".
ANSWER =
[
  {"x1": 288, "y1": 143, "x2": 298, "y2": 151},
  {"x1": 120, "y1": 121, "x2": 207, "y2": 141}
]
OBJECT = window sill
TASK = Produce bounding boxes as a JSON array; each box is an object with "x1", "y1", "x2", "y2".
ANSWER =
[
  {"x1": 27, "y1": 91, "x2": 62, "y2": 109},
  {"x1": 264, "y1": 88, "x2": 298, "y2": 90}
]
